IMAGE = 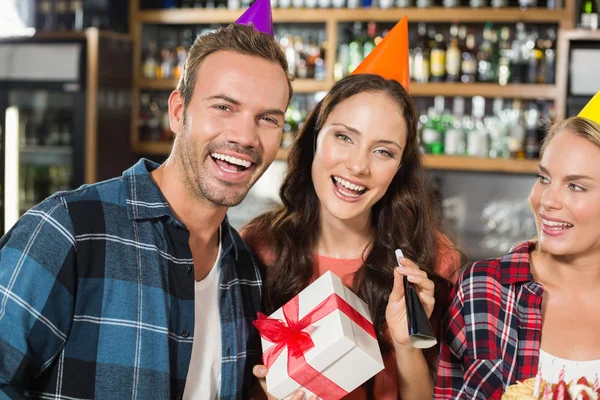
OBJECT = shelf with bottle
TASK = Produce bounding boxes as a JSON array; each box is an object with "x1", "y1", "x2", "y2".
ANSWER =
[
  {"x1": 137, "y1": 7, "x2": 570, "y2": 24},
  {"x1": 416, "y1": 95, "x2": 551, "y2": 162},
  {"x1": 139, "y1": 23, "x2": 331, "y2": 92},
  {"x1": 35, "y1": 0, "x2": 129, "y2": 33},
  {"x1": 335, "y1": 21, "x2": 557, "y2": 92},
  {"x1": 274, "y1": 94, "x2": 548, "y2": 174}
]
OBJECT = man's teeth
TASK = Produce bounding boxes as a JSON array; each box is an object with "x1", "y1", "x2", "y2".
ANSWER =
[
  {"x1": 333, "y1": 176, "x2": 365, "y2": 192},
  {"x1": 211, "y1": 153, "x2": 252, "y2": 168},
  {"x1": 542, "y1": 218, "x2": 573, "y2": 228}
]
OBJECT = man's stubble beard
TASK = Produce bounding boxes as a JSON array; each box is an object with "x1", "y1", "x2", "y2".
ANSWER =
[{"x1": 178, "y1": 117, "x2": 265, "y2": 208}]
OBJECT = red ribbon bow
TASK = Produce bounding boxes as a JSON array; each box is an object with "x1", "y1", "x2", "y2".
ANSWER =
[{"x1": 253, "y1": 293, "x2": 377, "y2": 400}]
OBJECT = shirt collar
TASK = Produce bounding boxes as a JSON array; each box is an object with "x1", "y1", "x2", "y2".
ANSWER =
[
  {"x1": 500, "y1": 241, "x2": 537, "y2": 285},
  {"x1": 123, "y1": 158, "x2": 174, "y2": 221},
  {"x1": 123, "y1": 158, "x2": 239, "y2": 260}
]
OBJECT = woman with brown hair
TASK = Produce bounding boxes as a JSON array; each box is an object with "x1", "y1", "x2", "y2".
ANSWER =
[{"x1": 243, "y1": 67, "x2": 461, "y2": 398}]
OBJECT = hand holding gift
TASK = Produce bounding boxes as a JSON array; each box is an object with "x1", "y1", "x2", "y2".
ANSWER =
[{"x1": 252, "y1": 271, "x2": 385, "y2": 400}]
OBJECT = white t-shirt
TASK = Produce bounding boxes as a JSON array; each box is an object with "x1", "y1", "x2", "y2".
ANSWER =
[
  {"x1": 538, "y1": 349, "x2": 600, "y2": 383},
  {"x1": 183, "y1": 233, "x2": 223, "y2": 400}
]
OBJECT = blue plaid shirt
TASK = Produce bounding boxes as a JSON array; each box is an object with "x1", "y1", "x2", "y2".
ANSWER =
[{"x1": 0, "y1": 159, "x2": 263, "y2": 400}]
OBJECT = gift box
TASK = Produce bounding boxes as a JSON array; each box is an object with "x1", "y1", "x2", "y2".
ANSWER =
[{"x1": 253, "y1": 271, "x2": 385, "y2": 400}]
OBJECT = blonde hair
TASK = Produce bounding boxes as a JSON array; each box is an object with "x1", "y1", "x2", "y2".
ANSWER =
[
  {"x1": 541, "y1": 116, "x2": 600, "y2": 157},
  {"x1": 176, "y1": 23, "x2": 293, "y2": 110}
]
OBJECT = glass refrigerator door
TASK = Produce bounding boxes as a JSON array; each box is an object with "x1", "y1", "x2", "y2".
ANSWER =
[{"x1": 4, "y1": 90, "x2": 74, "y2": 233}]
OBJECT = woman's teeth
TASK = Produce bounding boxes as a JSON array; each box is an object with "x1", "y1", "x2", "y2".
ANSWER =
[
  {"x1": 542, "y1": 218, "x2": 573, "y2": 230},
  {"x1": 211, "y1": 152, "x2": 252, "y2": 169},
  {"x1": 333, "y1": 176, "x2": 365, "y2": 192}
]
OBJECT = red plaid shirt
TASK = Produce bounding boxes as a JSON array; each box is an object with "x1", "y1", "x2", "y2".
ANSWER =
[{"x1": 434, "y1": 241, "x2": 543, "y2": 399}]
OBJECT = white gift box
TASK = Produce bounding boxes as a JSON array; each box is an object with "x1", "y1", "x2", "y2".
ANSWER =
[{"x1": 258, "y1": 271, "x2": 385, "y2": 400}]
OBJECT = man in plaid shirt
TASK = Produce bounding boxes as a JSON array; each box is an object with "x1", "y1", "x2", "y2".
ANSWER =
[
  {"x1": 434, "y1": 241, "x2": 543, "y2": 399},
  {"x1": 0, "y1": 23, "x2": 292, "y2": 399}
]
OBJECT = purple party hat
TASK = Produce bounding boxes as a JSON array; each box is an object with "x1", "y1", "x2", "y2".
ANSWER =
[{"x1": 234, "y1": 0, "x2": 274, "y2": 36}]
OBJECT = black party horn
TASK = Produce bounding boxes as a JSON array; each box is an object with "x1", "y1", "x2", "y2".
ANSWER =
[{"x1": 395, "y1": 249, "x2": 437, "y2": 349}]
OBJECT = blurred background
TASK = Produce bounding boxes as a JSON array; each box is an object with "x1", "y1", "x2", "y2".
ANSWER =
[{"x1": 0, "y1": 0, "x2": 599, "y2": 262}]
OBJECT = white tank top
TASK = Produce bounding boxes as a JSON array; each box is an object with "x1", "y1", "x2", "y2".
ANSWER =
[
  {"x1": 538, "y1": 349, "x2": 600, "y2": 383},
  {"x1": 183, "y1": 230, "x2": 223, "y2": 400}
]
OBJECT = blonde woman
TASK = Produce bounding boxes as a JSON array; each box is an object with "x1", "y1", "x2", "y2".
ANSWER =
[{"x1": 435, "y1": 114, "x2": 600, "y2": 399}]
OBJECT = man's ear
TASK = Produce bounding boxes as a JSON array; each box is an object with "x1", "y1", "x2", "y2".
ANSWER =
[{"x1": 168, "y1": 90, "x2": 185, "y2": 135}]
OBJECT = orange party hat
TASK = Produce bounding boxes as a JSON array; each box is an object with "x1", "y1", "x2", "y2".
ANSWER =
[{"x1": 351, "y1": 16, "x2": 410, "y2": 93}]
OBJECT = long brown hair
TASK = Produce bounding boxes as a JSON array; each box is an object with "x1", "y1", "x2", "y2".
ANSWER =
[{"x1": 245, "y1": 74, "x2": 450, "y2": 391}]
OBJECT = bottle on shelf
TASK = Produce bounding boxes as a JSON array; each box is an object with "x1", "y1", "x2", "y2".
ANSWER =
[
  {"x1": 413, "y1": 23, "x2": 430, "y2": 83},
  {"x1": 467, "y1": 96, "x2": 488, "y2": 158},
  {"x1": 579, "y1": 0, "x2": 599, "y2": 30},
  {"x1": 460, "y1": 32, "x2": 477, "y2": 84},
  {"x1": 430, "y1": 32, "x2": 447, "y2": 82},
  {"x1": 142, "y1": 41, "x2": 159, "y2": 79},
  {"x1": 446, "y1": 25, "x2": 461, "y2": 82},
  {"x1": 524, "y1": 104, "x2": 541, "y2": 159},
  {"x1": 508, "y1": 100, "x2": 526, "y2": 159},
  {"x1": 347, "y1": 22, "x2": 364, "y2": 74},
  {"x1": 363, "y1": 22, "x2": 377, "y2": 58},
  {"x1": 477, "y1": 25, "x2": 496, "y2": 83},
  {"x1": 519, "y1": 0, "x2": 538, "y2": 10},
  {"x1": 497, "y1": 26, "x2": 512, "y2": 86},
  {"x1": 444, "y1": 97, "x2": 466, "y2": 156}
]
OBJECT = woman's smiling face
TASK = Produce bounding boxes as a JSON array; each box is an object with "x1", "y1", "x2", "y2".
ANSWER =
[{"x1": 311, "y1": 91, "x2": 407, "y2": 223}]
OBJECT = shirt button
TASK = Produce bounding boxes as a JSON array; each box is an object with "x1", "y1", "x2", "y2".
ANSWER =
[
  {"x1": 181, "y1": 330, "x2": 190, "y2": 338},
  {"x1": 183, "y1": 265, "x2": 192, "y2": 274},
  {"x1": 175, "y1": 393, "x2": 183, "y2": 400}
]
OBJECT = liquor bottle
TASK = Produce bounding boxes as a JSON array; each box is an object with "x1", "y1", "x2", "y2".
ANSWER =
[
  {"x1": 519, "y1": 0, "x2": 537, "y2": 9},
  {"x1": 280, "y1": 34, "x2": 298, "y2": 77},
  {"x1": 314, "y1": 33, "x2": 326, "y2": 80},
  {"x1": 71, "y1": 0, "x2": 84, "y2": 31},
  {"x1": 579, "y1": 0, "x2": 599, "y2": 29},
  {"x1": 510, "y1": 23, "x2": 528, "y2": 83},
  {"x1": 508, "y1": 100, "x2": 526, "y2": 159},
  {"x1": 397, "y1": 0, "x2": 414, "y2": 6},
  {"x1": 443, "y1": 0, "x2": 461, "y2": 8},
  {"x1": 524, "y1": 105, "x2": 541, "y2": 159},
  {"x1": 543, "y1": 29, "x2": 556, "y2": 84},
  {"x1": 527, "y1": 31, "x2": 542, "y2": 84},
  {"x1": 477, "y1": 26, "x2": 495, "y2": 82},
  {"x1": 470, "y1": 0, "x2": 487, "y2": 9},
  {"x1": 142, "y1": 41, "x2": 159, "y2": 79},
  {"x1": 317, "y1": 0, "x2": 332, "y2": 9},
  {"x1": 292, "y1": 0, "x2": 305, "y2": 9},
  {"x1": 446, "y1": 25, "x2": 461, "y2": 82},
  {"x1": 422, "y1": 107, "x2": 443, "y2": 154},
  {"x1": 157, "y1": 42, "x2": 175, "y2": 79},
  {"x1": 36, "y1": 0, "x2": 54, "y2": 31},
  {"x1": 444, "y1": 97, "x2": 466, "y2": 156},
  {"x1": 430, "y1": 32, "x2": 446, "y2": 82},
  {"x1": 335, "y1": 29, "x2": 350, "y2": 80},
  {"x1": 294, "y1": 37, "x2": 309, "y2": 79},
  {"x1": 461, "y1": 33, "x2": 477, "y2": 83},
  {"x1": 487, "y1": 98, "x2": 508, "y2": 158},
  {"x1": 413, "y1": 24, "x2": 430, "y2": 83},
  {"x1": 55, "y1": 0, "x2": 69, "y2": 30},
  {"x1": 348, "y1": 22, "x2": 364, "y2": 74},
  {"x1": 467, "y1": 96, "x2": 488, "y2": 158},
  {"x1": 491, "y1": 0, "x2": 508, "y2": 8},
  {"x1": 497, "y1": 27, "x2": 512, "y2": 85},
  {"x1": 363, "y1": 22, "x2": 377, "y2": 58},
  {"x1": 416, "y1": 0, "x2": 434, "y2": 8}
]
